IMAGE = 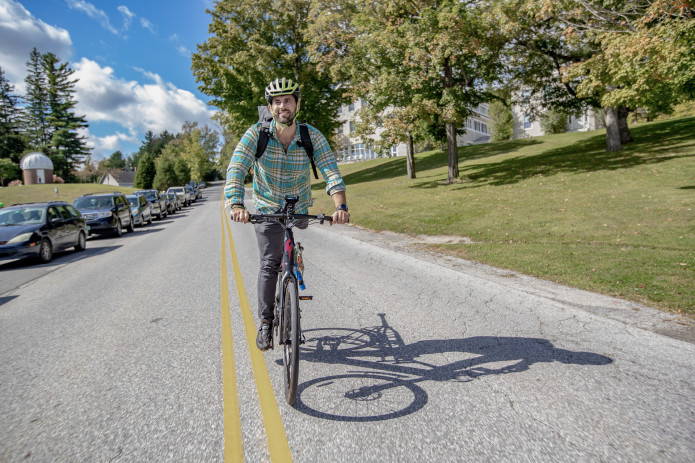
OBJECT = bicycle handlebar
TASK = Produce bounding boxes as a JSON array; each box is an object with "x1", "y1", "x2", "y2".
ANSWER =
[{"x1": 248, "y1": 212, "x2": 333, "y2": 225}]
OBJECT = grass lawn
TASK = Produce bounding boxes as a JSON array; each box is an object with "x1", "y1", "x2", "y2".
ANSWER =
[
  {"x1": 310, "y1": 116, "x2": 695, "y2": 315},
  {"x1": 0, "y1": 183, "x2": 140, "y2": 206}
]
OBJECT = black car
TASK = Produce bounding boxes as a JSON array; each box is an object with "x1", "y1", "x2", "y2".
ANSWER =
[
  {"x1": 135, "y1": 189, "x2": 167, "y2": 219},
  {"x1": 73, "y1": 192, "x2": 134, "y2": 237},
  {"x1": 0, "y1": 201, "x2": 87, "y2": 263}
]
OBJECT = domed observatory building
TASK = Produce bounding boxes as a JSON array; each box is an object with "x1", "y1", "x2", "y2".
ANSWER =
[{"x1": 20, "y1": 152, "x2": 54, "y2": 184}]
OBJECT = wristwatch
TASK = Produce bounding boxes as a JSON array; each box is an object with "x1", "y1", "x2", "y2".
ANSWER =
[{"x1": 336, "y1": 204, "x2": 349, "y2": 212}]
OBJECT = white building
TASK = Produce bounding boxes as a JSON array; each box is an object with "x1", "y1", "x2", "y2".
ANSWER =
[
  {"x1": 512, "y1": 90, "x2": 603, "y2": 139},
  {"x1": 335, "y1": 99, "x2": 493, "y2": 163}
]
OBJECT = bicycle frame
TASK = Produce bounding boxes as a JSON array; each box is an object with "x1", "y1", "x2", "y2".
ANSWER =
[{"x1": 275, "y1": 222, "x2": 299, "y2": 345}]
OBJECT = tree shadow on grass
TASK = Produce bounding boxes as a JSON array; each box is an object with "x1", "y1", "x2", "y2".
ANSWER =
[
  {"x1": 415, "y1": 117, "x2": 695, "y2": 189},
  {"x1": 314, "y1": 139, "x2": 543, "y2": 189}
]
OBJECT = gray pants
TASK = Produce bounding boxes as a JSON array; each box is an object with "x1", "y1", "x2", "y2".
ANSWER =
[{"x1": 254, "y1": 220, "x2": 307, "y2": 323}]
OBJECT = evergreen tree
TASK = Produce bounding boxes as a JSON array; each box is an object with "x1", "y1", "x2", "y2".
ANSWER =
[
  {"x1": 0, "y1": 66, "x2": 27, "y2": 165},
  {"x1": 153, "y1": 156, "x2": 180, "y2": 191},
  {"x1": 106, "y1": 150, "x2": 127, "y2": 169},
  {"x1": 23, "y1": 48, "x2": 51, "y2": 149},
  {"x1": 134, "y1": 152, "x2": 156, "y2": 188},
  {"x1": 42, "y1": 52, "x2": 90, "y2": 179}
]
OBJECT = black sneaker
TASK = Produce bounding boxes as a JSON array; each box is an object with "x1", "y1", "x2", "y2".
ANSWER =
[{"x1": 256, "y1": 323, "x2": 273, "y2": 351}]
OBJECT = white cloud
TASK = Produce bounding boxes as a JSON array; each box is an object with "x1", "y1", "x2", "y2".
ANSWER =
[
  {"x1": 140, "y1": 18, "x2": 155, "y2": 34},
  {"x1": 117, "y1": 5, "x2": 135, "y2": 30},
  {"x1": 66, "y1": 0, "x2": 118, "y2": 35},
  {"x1": 1, "y1": 1, "x2": 213, "y2": 160},
  {"x1": 74, "y1": 58, "x2": 215, "y2": 159},
  {"x1": 0, "y1": 0, "x2": 73, "y2": 88}
]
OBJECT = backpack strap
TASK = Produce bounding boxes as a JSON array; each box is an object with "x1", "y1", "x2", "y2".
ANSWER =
[
  {"x1": 297, "y1": 123, "x2": 319, "y2": 179},
  {"x1": 255, "y1": 124, "x2": 271, "y2": 160}
]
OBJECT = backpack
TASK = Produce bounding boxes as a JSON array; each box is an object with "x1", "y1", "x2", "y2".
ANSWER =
[{"x1": 256, "y1": 105, "x2": 319, "y2": 179}]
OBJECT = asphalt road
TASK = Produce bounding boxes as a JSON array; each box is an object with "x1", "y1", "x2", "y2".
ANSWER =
[{"x1": 1, "y1": 182, "x2": 694, "y2": 462}]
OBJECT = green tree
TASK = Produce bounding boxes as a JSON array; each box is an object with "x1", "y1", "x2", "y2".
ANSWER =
[
  {"x1": 175, "y1": 157, "x2": 191, "y2": 185},
  {"x1": 23, "y1": 48, "x2": 51, "y2": 149},
  {"x1": 496, "y1": 0, "x2": 694, "y2": 151},
  {"x1": 134, "y1": 152, "x2": 156, "y2": 189},
  {"x1": 488, "y1": 93, "x2": 515, "y2": 142},
  {"x1": 105, "y1": 150, "x2": 127, "y2": 169},
  {"x1": 540, "y1": 109, "x2": 568, "y2": 134},
  {"x1": 564, "y1": 0, "x2": 695, "y2": 150},
  {"x1": 0, "y1": 66, "x2": 27, "y2": 164},
  {"x1": 308, "y1": 0, "x2": 506, "y2": 183},
  {"x1": 179, "y1": 121, "x2": 218, "y2": 182},
  {"x1": 153, "y1": 155, "x2": 180, "y2": 191},
  {"x1": 0, "y1": 158, "x2": 19, "y2": 186},
  {"x1": 191, "y1": 0, "x2": 346, "y2": 142}
]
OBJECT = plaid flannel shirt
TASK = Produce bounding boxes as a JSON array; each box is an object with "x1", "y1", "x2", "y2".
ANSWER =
[{"x1": 224, "y1": 120, "x2": 346, "y2": 214}]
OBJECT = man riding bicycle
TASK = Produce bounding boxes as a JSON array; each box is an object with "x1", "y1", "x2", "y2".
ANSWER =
[{"x1": 226, "y1": 78, "x2": 350, "y2": 352}]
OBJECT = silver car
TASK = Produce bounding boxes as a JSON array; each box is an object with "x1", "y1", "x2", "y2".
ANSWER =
[
  {"x1": 127, "y1": 194, "x2": 152, "y2": 226},
  {"x1": 167, "y1": 187, "x2": 190, "y2": 207}
]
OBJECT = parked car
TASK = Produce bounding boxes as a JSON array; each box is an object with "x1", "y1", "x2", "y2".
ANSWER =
[
  {"x1": 198, "y1": 182, "x2": 206, "y2": 189},
  {"x1": 126, "y1": 194, "x2": 153, "y2": 226},
  {"x1": 135, "y1": 189, "x2": 167, "y2": 219},
  {"x1": 188, "y1": 182, "x2": 202, "y2": 199},
  {"x1": 0, "y1": 201, "x2": 87, "y2": 263},
  {"x1": 160, "y1": 191, "x2": 173, "y2": 216},
  {"x1": 185, "y1": 186, "x2": 197, "y2": 203},
  {"x1": 164, "y1": 190, "x2": 180, "y2": 212},
  {"x1": 73, "y1": 192, "x2": 134, "y2": 237},
  {"x1": 168, "y1": 186, "x2": 191, "y2": 207}
]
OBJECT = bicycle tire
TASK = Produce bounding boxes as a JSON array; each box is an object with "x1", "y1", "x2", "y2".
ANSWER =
[{"x1": 282, "y1": 280, "x2": 300, "y2": 405}]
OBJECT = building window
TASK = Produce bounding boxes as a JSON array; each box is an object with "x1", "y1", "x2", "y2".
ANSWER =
[
  {"x1": 523, "y1": 115, "x2": 532, "y2": 130},
  {"x1": 390, "y1": 145, "x2": 398, "y2": 157},
  {"x1": 348, "y1": 102, "x2": 355, "y2": 112},
  {"x1": 521, "y1": 90, "x2": 531, "y2": 104},
  {"x1": 337, "y1": 105, "x2": 342, "y2": 114},
  {"x1": 349, "y1": 121, "x2": 355, "y2": 133}
]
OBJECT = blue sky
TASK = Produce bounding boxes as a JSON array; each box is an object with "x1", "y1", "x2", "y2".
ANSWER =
[{"x1": 1, "y1": 0, "x2": 218, "y2": 161}]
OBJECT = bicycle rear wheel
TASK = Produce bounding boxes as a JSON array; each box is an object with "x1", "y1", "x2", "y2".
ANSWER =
[{"x1": 282, "y1": 280, "x2": 300, "y2": 405}]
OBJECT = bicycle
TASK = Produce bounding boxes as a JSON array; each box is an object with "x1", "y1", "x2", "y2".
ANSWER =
[{"x1": 249, "y1": 196, "x2": 332, "y2": 405}]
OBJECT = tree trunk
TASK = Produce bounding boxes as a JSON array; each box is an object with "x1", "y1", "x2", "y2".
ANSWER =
[
  {"x1": 617, "y1": 105, "x2": 633, "y2": 144},
  {"x1": 443, "y1": 57, "x2": 458, "y2": 183},
  {"x1": 406, "y1": 131, "x2": 416, "y2": 179},
  {"x1": 604, "y1": 107, "x2": 623, "y2": 152},
  {"x1": 446, "y1": 122, "x2": 459, "y2": 182}
]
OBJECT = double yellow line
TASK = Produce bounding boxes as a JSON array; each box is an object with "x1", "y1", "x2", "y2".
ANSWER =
[{"x1": 219, "y1": 205, "x2": 293, "y2": 462}]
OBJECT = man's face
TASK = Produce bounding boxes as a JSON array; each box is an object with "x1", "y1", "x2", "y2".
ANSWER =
[{"x1": 270, "y1": 95, "x2": 298, "y2": 125}]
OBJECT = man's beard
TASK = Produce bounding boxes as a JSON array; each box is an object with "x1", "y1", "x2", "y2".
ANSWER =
[{"x1": 273, "y1": 108, "x2": 296, "y2": 126}]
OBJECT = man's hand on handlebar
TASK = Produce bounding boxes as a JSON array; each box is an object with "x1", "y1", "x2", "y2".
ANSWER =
[
  {"x1": 231, "y1": 207, "x2": 250, "y2": 223},
  {"x1": 331, "y1": 210, "x2": 350, "y2": 225}
]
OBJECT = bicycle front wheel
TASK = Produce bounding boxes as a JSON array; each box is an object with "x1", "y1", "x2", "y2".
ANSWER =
[{"x1": 282, "y1": 280, "x2": 300, "y2": 405}]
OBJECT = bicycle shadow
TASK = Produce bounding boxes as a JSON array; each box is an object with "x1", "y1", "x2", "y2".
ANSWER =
[{"x1": 294, "y1": 314, "x2": 612, "y2": 422}]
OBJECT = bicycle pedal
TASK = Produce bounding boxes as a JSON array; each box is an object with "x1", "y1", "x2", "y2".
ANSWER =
[{"x1": 299, "y1": 296, "x2": 313, "y2": 300}]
